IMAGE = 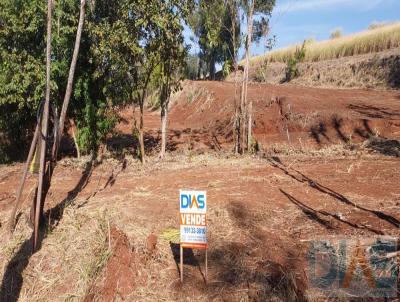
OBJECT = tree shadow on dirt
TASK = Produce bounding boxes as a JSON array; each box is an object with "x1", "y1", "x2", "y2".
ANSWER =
[
  {"x1": 310, "y1": 122, "x2": 330, "y2": 145},
  {"x1": 280, "y1": 189, "x2": 384, "y2": 235},
  {"x1": 309, "y1": 117, "x2": 400, "y2": 157},
  {"x1": 268, "y1": 157, "x2": 400, "y2": 230},
  {"x1": 210, "y1": 200, "x2": 308, "y2": 301},
  {"x1": 363, "y1": 137, "x2": 400, "y2": 157},
  {"x1": 169, "y1": 243, "x2": 206, "y2": 283},
  {"x1": 348, "y1": 104, "x2": 400, "y2": 120},
  {"x1": 0, "y1": 158, "x2": 97, "y2": 301},
  {"x1": 332, "y1": 116, "x2": 350, "y2": 144},
  {"x1": 76, "y1": 157, "x2": 127, "y2": 209},
  {"x1": 105, "y1": 132, "x2": 179, "y2": 157}
]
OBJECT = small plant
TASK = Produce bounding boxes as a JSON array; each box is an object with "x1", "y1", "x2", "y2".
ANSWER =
[
  {"x1": 254, "y1": 60, "x2": 268, "y2": 82},
  {"x1": 249, "y1": 137, "x2": 259, "y2": 154},
  {"x1": 368, "y1": 21, "x2": 394, "y2": 30},
  {"x1": 330, "y1": 28, "x2": 343, "y2": 39},
  {"x1": 222, "y1": 60, "x2": 232, "y2": 78},
  {"x1": 285, "y1": 41, "x2": 306, "y2": 82},
  {"x1": 132, "y1": 126, "x2": 141, "y2": 159}
]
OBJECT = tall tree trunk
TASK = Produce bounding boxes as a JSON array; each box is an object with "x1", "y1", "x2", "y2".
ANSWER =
[
  {"x1": 197, "y1": 57, "x2": 202, "y2": 80},
  {"x1": 242, "y1": 0, "x2": 255, "y2": 152},
  {"x1": 52, "y1": 0, "x2": 86, "y2": 162},
  {"x1": 209, "y1": 53, "x2": 216, "y2": 80},
  {"x1": 159, "y1": 60, "x2": 171, "y2": 159},
  {"x1": 34, "y1": 0, "x2": 86, "y2": 245},
  {"x1": 230, "y1": 1, "x2": 240, "y2": 154},
  {"x1": 33, "y1": 0, "x2": 53, "y2": 251},
  {"x1": 69, "y1": 118, "x2": 81, "y2": 158},
  {"x1": 139, "y1": 97, "x2": 145, "y2": 163},
  {"x1": 8, "y1": 124, "x2": 40, "y2": 232},
  {"x1": 160, "y1": 99, "x2": 168, "y2": 159}
]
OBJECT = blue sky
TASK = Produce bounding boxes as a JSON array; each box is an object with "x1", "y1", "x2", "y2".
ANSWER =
[{"x1": 184, "y1": 0, "x2": 400, "y2": 59}]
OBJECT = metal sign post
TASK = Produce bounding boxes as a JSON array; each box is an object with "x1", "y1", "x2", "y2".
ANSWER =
[{"x1": 179, "y1": 190, "x2": 207, "y2": 283}]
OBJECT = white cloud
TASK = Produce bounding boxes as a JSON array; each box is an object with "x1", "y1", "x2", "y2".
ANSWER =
[{"x1": 275, "y1": 0, "x2": 389, "y2": 13}]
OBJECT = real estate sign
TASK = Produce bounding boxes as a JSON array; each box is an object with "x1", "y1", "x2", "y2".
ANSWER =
[{"x1": 179, "y1": 190, "x2": 207, "y2": 249}]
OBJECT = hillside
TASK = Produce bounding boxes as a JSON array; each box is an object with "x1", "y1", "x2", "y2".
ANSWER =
[
  {"x1": 232, "y1": 23, "x2": 400, "y2": 90},
  {"x1": 249, "y1": 23, "x2": 400, "y2": 64},
  {"x1": 245, "y1": 48, "x2": 400, "y2": 89},
  {"x1": 1, "y1": 80, "x2": 399, "y2": 301}
]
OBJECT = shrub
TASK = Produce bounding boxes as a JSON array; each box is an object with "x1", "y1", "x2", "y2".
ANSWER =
[
  {"x1": 249, "y1": 137, "x2": 259, "y2": 154},
  {"x1": 368, "y1": 21, "x2": 394, "y2": 30},
  {"x1": 253, "y1": 60, "x2": 268, "y2": 82},
  {"x1": 330, "y1": 28, "x2": 343, "y2": 39},
  {"x1": 285, "y1": 42, "x2": 306, "y2": 81},
  {"x1": 222, "y1": 60, "x2": 232, "y2": 78}
]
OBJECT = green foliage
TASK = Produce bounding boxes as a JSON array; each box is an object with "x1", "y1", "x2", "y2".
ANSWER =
[
  {"x1": 253, "y1": 60, "x2": 268, "y2": 82},
  {"x1": 249, "y1": 136, "x2": 259, "y2": 154},
  {"x1": 0, "y1": 0, "x2": 192, "y2": 161},
  {"x1": 76, "y1": 101, "x2": 117, "y2": 155},
  {"x1": 330, "y1": 28, "x2": 343, "y2": 39},
  {"x1": 222, "y1": 60, "x2": 232, "y2": 78},
  {"x1": 188, "y1": 0, "x2": 241, "y2": 79},
  {"x1": 285, "y1": 41, "x2": 306, "y2": 82},
  {"x1": 184, "y1": 54, "x2": 199, "y2": 80}
]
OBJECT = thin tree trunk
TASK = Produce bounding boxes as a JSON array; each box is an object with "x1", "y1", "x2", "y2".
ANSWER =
[
  {"x1": 32, "y1": 0, "x2": 86, "y2": 247},
  {"x1": 209, "y1": 53, "x2": 216, "y2": 80},
  {"x1": 160, "y1": 101, "x2": 168, "y2": 159},
  {"x1": 160, "y1": 60, "x2": 171, "y2": 159},
  {"x1": 69, "y1": 118, "x2": 81, "y2": 158},
  {"x1": 139, "y1": 98, "x2": 145, "y2": 163},
  {"x1": 243, "y1": 0, "x2": 255, "y2": 152},
  {"x1": 8, "y1": 124, "x2": 40, "y2": 232},
  {"x1": 34, "y1": 0, "x2": 53, "y2": 251},
  {"x1": 230, "y1": 1, "x2": 240, "y2": 154},
  {"x1": 197, "y1": 57, "x2": 202, "y2": 80},
  {"x1": 52, "y1": 0, "x2": 86, "y2": 162}
]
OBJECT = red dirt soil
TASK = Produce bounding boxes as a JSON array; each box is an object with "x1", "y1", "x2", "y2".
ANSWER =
[
  {"x1": 84, "y1": 226, "x2": 136, "y2": 302},
  {"x1": 0, "y1": 81, "x2": 399, "y2": 301},
  {"x1": 115, "y1": 81, "x2": 400, "y2": 155}
]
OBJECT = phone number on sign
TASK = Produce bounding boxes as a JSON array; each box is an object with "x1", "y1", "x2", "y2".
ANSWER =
[{"x1": 183, "y1": 227, "x2": 206, "y2": 234}]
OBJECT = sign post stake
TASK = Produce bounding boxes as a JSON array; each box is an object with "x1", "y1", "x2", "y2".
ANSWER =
[
  {"x1": 179, "y1": 190, "x2": 207, "y2": 284},
  {"x1": 180, "y1": 245, "x2": 183, "y2": 283},
  {"x1": 205, "y1": 249, "x2": 208, "y2": 283}
]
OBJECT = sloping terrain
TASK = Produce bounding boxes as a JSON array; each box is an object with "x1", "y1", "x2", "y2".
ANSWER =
[
  {"x1": 245, "y1": 48, "x2": 400, "y2": 90},
  {"x1": 0, "y1": 80, "x2": 399, "y2": 301},
  {"x1": 117, "y1": 80, "x2": 400, "y2": 156}
]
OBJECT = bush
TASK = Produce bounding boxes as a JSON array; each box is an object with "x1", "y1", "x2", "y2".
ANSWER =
[
  {"x1": 254, "y1": 60, "x2": 268, "y2": 82},
  {"x1": 285, "y1": 42, "x2": 306, "y2": 82},
  {"x1": 368, "y1": 21, "x2": 394, "y2": 30},
  {"x1": 330, "y1": 28, "x2": 343, "y2": 39},
  {"x1": 76, "y1": 101, "x2": 117, "y2": 156},
  {"x1": 249, "y1": 137, "x2": 259, "y2": 154},
  {"x1": 222, "y1": 60, "x2": 232, "y2": 78}
]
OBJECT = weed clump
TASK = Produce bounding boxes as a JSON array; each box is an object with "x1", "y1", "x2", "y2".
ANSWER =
[{"x1": 285, "y1": 42, "x2": 306, "y2": 81}]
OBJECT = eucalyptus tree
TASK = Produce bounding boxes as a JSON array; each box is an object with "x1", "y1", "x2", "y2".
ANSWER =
[
  {"x1": 158, "y1": 0, "x2": 192, "y2": 159},
  {"x1": 189, "y1": 0, "x2": 238, "y2": 80},
  {"x1": 240, "y1": 0, "x2": 275, "y2": 152}
]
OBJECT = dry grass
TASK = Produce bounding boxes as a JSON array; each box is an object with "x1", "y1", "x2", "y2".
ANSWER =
[
  {"x1": 0, "y1": 205, "x2": 113, "y2": 302},
  {"x1": 248, "y1": 22, "x2": 400, "y2": 64}
]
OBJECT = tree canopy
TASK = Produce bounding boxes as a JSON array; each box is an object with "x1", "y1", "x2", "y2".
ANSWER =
[{"x1": 0, "y1": 0, "x2": 192, "y2": 162}]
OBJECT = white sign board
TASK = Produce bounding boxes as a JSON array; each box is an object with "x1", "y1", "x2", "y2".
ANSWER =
[{"x1": 179, "y1": 190, "x2": 207, "y2": 249}]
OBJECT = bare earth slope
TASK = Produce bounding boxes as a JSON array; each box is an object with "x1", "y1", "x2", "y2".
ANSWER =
[
  {"x1": 0, "y1": 81, "x2": 399, "y2": 301},
  {"x1": 118, "y1": 80, "x2": 400, "y2": 156}
]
